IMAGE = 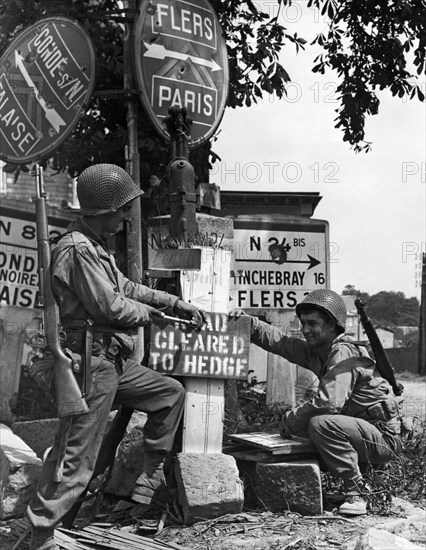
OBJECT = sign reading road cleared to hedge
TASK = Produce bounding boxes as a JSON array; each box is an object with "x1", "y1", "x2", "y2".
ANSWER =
[
  {"x1": 149, "y1": 313, "x2": 250, "y2": 379},
  {"x1": 231, "y1": 221, "x2": 329, "y2": 309}
]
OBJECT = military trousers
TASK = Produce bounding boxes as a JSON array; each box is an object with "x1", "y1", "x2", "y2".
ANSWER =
[
  {"x1": 307, "y1": 414, "x2": 403, "y2": 482},
  {"x1": 27, "y1": 355, "x2": 185, "y2": 529}
]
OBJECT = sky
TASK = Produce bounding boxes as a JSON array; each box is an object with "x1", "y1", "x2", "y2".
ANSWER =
[{"x1": 209, "y1": 3, "x2": 425, "y2": 300}]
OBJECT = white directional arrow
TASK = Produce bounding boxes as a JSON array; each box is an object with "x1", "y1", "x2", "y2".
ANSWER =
[
  {"x1": 15, "y1": 51, "x2": 66, "y2": 133},
  {"x1": 144, "y1": 42, "x2": 222, "y2": 72}
]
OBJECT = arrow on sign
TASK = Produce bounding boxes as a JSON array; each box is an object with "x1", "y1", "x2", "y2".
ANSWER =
[
  {"x1": 15, "y1": 51, "x2": 66, "y2": 133},
  {"x1": 284, "y1": 255, "x2": 321, "y2": 270},
  {"x1": 144, "y1": 42, "x2": 222, "y2": 72},
  {"x1": 239, "y1": 255, "x2": 321, "y2": 270}
]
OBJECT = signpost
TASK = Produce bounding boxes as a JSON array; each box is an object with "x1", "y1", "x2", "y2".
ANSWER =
[
  {"x1": 0, "y1": 17, "x2": 95, "y2": 163},
  {"x1": 133, "y1": 0, "x2": 229, "y2": 148},
  {"x1": 231, "y1": 220, "x2": 329, "y2": 309}
]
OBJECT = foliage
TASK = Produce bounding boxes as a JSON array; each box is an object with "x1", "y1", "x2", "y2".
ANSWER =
[
  {"x1": 342, "y1": 285, "x2": 420, "y2": 327},
  {"x1": 309, "y1": 0, "x2": 426, "y2": 152},
  {"x1": 342, "y1": 284, "x2": 370, "y2": 303},
  {"x1": 367, "y1": 291, "x2": 420, "y2": 327},
  {"x1": 231, "y1": 376, "x2": 289, "y2": 436},
  {"x1": 1, "y1": 0, "x2": 425, "y2": 187}
]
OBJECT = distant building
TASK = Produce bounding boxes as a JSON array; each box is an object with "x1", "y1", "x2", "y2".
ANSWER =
[
  {"x1": 341, "y1": 295, "x2": 364, "y2": 340},
  {"x1": 374, "y1": 326, "x2": 395, "y2": 349}
]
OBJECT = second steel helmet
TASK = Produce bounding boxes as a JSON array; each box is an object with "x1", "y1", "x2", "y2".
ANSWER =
[
  {"x1": 77, "y1": 164, "x2": 144, "y2": 215},
  {"x1": 295, "y1": 289, "x2": 347, "y2": 333}
]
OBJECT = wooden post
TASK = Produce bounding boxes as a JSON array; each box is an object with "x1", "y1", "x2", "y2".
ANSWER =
[
  {"x1": 123, "y1": 0, "x2": 144, "y2": 361},
  {"x1": 180, "y1": 246, "x2": 233, "y2": 453},
  {"x1": 265, "y1": 310, "x2": 297, "y2": 408}
]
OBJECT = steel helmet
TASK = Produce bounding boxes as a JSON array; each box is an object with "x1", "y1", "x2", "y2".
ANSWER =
[
  {"x1": 295, "y1": 289, "x2": 347, "y2": 333},
  {"x1": 77, "y1": 164, "x2": 144, "y2": 215}
]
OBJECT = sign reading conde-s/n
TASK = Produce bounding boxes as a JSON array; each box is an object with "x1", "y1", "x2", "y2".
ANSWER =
[
  {"x1": 133, "y1": 0, "x2": 229, "y2": 148},
  {"x1": 0, "y1": 17, "x2": 95, "y2": 163},
  {"x1": 149, "y1": 313, "x2": 251, "y2": 379}
]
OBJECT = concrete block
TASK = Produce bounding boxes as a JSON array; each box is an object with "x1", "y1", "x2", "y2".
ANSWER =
[
  {"x1": 11, "y1": 419, "x2": 59, "y2": 459},
  {"x1": 255, "y1": 459, "x2": 322, "y2": 515},
  {"x1": 0, "y1": 423, "x2": 43, "y2": 519},
  {"x1": 175, "y1": 453, "x2": 244, "y2": 525},
  {"x1": 104, "y1": 411, "x2": 147, "y2": 497}
]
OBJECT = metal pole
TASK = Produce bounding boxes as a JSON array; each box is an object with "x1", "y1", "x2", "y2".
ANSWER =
[
  {"x1": 124, "y1": 0, "x2": 144, "y2": 361},
  {"x1": 418, "y1": 253, "x2": 426, "y2": 374}
]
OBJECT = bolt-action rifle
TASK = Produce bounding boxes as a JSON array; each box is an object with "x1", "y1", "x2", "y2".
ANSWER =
[
  {"x1": 354, "y1": 298, "x2": 404, "y2": 396},
  {"x1": 34, "y1": 165, "x2": 89, "y2": 417}
]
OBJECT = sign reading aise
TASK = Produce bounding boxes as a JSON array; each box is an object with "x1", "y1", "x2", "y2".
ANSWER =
[{"x1": 149, "y1": 313, "x2": 250, "y2": 379}]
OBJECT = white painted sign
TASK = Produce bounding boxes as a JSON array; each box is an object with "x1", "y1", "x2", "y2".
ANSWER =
[
  {"x1": 0, "y1": 211, "x2": 65, "y2": 308},
  {"x1": 180, "y1": 246, "x2": 232, "y2": 311},
  {"x1": 231, "y1": 222, "x2": 329, "y2": 309}
]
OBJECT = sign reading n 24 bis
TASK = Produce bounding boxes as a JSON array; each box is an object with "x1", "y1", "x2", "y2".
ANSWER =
[
  {"x1": 231, "y1": 221, "x2": 330, "y2": 309},
  {"x1": 133, "y1": 0, "x2": 229, "y2": 147},
  {"x1": 0, "y1": 17, "x2": 95, "y2": 163}
]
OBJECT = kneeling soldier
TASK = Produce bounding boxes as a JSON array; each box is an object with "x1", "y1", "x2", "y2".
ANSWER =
[{"x1": 233, "y1": 289, "x2": 403, "y2": 516}]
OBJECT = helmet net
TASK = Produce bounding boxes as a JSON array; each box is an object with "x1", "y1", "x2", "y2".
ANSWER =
[
  {"x1": 295, "y1": 289, "x2": 347, "y2": 332},
  {"x1": 77, "y1": 164, "x2": 143, "y2": 215}
]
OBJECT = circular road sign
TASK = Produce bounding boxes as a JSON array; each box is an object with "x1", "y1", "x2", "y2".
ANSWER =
[
  {"x1": 0, "y1": 17, "x2": 95, "y2": 164},
  {"x1": 133, "y1": 0, "x2": 229, "y2": 148}
]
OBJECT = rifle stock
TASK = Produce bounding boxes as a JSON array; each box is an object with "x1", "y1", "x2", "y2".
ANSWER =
[
  {"x1": 354, "y1": 298, "x2": 403, "y2": 396},
  {"x1": 35, "y1": 165, "x2": 89, "y2": 417}
]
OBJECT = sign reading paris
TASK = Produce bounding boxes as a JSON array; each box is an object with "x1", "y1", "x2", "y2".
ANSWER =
[
  {"x1": 134, "y1": 0, "x2": 229, "y2": 147},
  {"x1": 0, "y1": 17, "x2": 95, "y2": 163}
]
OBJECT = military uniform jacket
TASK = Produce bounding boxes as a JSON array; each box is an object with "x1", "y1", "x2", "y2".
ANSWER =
[
  {"x1": 251, "y1": 317, "x2": 401, "y2": 435},
  {"x1": 51, "y1": 218, "x2": 178, "y2": 331}
]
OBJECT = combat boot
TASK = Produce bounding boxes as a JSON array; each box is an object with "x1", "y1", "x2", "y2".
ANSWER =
[
  {"x1": 338, "y1": 477, "x2": 368, "y2": 516},
  {"x1": 30, "y1": 528, "x2": 58, "y2": 550},
  {"x1": 130, "y1": 450, "x2": 167, "y2": 506},
  {"x1": 338, "y1": 495, "x2": 367, "y2": 516}
]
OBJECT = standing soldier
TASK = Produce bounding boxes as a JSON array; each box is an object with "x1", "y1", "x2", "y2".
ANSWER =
[
  {"x1": 232, "y1": 289, "x2": 403, "y2": 516},
  {"x1": 28, "y1": 164, "x2": 205, "y2": 550}
]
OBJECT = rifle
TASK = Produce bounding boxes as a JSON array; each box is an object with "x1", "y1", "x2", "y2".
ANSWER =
[
  {"x1": 35, "y1": 165, "x2": 89, "y2": 417},
  {"x1": 354, "y1": 298, "x2": 404, "y2": 396}
]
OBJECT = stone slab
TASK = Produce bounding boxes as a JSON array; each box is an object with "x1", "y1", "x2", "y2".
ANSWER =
[
  {"x1": 11, "y1": 419, "x2": 59, "y2": 459},
  {"x1": 104, "y1": 411, "x2": 147, "y2": 497},
  {"x1": 255, "y1": 459, "x2": 322, "y2": 515},
  {"x1": 344, "y1": 528, "x2": 425, "y2": 550},
  {"x1": 175, "y1": 453, "x2": 244, "y2": 525},
  {"x1": 375, "y1": 497, "x2": 426, "y2": 547},
  {"x1": 0, "y1": 423, "x2": 43, "y2": 519}
]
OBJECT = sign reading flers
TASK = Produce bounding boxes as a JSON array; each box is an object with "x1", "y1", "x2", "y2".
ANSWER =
[
  {"x1": 133, "y1": 0, "x2": 229, "y2": 147},
  {"x1": 0, "y1": 17, "x2": 95, "y2": 163}
]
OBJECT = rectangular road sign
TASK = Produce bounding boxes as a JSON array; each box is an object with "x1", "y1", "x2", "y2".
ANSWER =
[
  {"x1": 149, "y1": 312, "x2": 251, "y2": 379},
  {"x1": 0, "y1": 208, "x2": 66, "y2": 308},
  {"x1": 231, "y1": 220, "x2": 329, "y2": 309}
]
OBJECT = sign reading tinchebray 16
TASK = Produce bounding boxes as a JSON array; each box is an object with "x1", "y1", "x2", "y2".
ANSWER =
[
  {"x1": 0, "y1": 17, "x2": 95, "y2": 164},
  {"x1": 230, "y1": 220, "x2": 330, "y2": 309},
  {"x1": 133, "y1": 0, "x2": 229, "y2": 147}
]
